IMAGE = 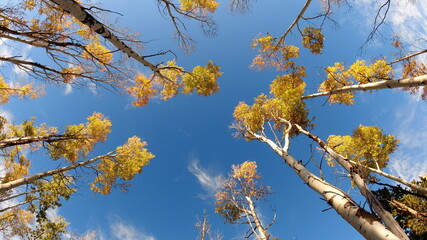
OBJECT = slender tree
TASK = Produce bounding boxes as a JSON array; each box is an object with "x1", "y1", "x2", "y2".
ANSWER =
[
  {"x1": 0, "y1": 113, "x2": 154, "y2": 239},
  {"x1": 215, "y1": 161, "x2": 275, "y2": 240},
  {"x1": 0, "y1": 0, "x2": 222, "y2": 106}
]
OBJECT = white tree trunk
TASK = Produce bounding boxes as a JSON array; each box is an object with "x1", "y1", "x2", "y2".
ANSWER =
[
  {"x1": 348, "y1": 160, "x2": 427, "y2": 196},
  {"x1": 0, "y1": 151, "x2": 114, "y2": 194},
  {"x1": 293, "y1": 124, "x2": 409, "y2": 240},
  {"x1": 48, "y1": 0, "x2": 160, "y2": 74},
  {"x1": 0, "y1": 134, "x2": 77, "y2": 148},
  {"x1": 303, "y1": 74, "x2": 427, "y2": 100},
  {"x1": 246, "y1": 196, "x2": 269, "y2": 240},
  {"x1": 250, "y1": 131, "x2": 402, "y2": 240}
]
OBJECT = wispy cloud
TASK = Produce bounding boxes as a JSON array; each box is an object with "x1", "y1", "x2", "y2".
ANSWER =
[
  {"x1": 353, "y1": 1, "x2": 427, "y2": 48},
  {"x1": 0, "y1": 39, "x2": 12, "y2": 65},
  {"x1": 0, "y1": 108, "x2": 13, "y2": 123},
  {"x1": 388, "y1": 96, "x2": 427, "y2": 181},
  {"x1": 65, "y1": 83, "x2": 73, "y2": 95},
  {"x1": 109, "y1": 216, "x2": 156, "y2": 240},
  {"x1": 188, "y1": 159, "x2": 224, "y2": 200},
  {"x1": 388, "y1": 1, "x2": 427, "y2": 45}
]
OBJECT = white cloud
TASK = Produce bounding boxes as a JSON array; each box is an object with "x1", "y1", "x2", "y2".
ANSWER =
[
  {"x1": 88, "y1": 82, "x2": 99, "y2": 95},
  {"x1": 12, "y1": 61, "x2": 30, "y2": 77},
  {"x1": 388, "y1": 1, "x2": 427, "y2": 44},
  {"x1": 65, "y1": 83, "x2": 73, "y2": 95},
  {"x1": 0, "y1": 108, "x2": 13, "y2": 123},
  {"x1": 0, "y1": 38, "x2": 12, "y2": 65},
  {"x1": 388, "y1": 96, "x2": 427, "y2": 181},
  {"x1": 353, "y1": 1, "x2": 427, "y2": 47},
  {"x1": 188, "y1": 159, "x2": 223, "y2": 200},
  {"x1": 110, "y1": 216, "x2": 156, "y2": 240}
]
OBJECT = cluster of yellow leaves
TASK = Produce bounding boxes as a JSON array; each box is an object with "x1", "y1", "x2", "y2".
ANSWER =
[
  {"x1": 0, "y1": 76, "x2": 40, "y2": 104},
  {"x1": 270, "y1": 68, "x2": 306, "y2": 98},
  {"x1": 82, "y1": 41, "x2": 113, "y2": 65},
  {"x1": 181, "y1": 60, "x2": 222, "y2": 96},
  {"x1": 402, "y1": 59, "x2": 427, "y2": 100},
  {"x1": 7, "y1": 119, "x2": 57, "y2": 140},
  {"x1": 48, "y1": 112, "x2": 112, "y2": 162},
  {"x1": 129, "y1": 60, "x2": 222, "y2": 106},
  {"x1": 23, "y1": 0, "x2": 73, "y2": 34},
  {"x1": 29, "y1": 214, "x2": 69, "y2": 240},
  {"x1": 396, "y1": 179, "x2": 427, "y2": 236},
  {"x1": 61, "y1": 66, "x2": 83, "y2": 83},
  {"x1": 90, "y1": 136, "x2": 154, "y2": 194},
  {"x1": 232, "y1": 161, "x2": 259, "y2": 181},
  {"x1": 349, "y1": 60, "x2": 392, "y2": 83},
  {"x1": 233, "y1": 71, "x2": 311, "y2": 137},
  {"x1": 157, "y1": 60, "x2": 183, "y2": 100},
  {"x1": 327, "y1": 125, "x2": 398, "y2": 181},
  {"x1": 251, "y1": 34, "x2": 300, "y2": 71},
  {"x1": 127, "y1": 74, "x2": 158, "y2": 107},
  {"x1": 0, "y1": 209, "x2": 34, "y2": 239},
  {"x1": 302, "y1": 26, "x2": 324, "y2": 54},
  {"x1": 179, "y1": 0, "x2": 219, "y2": 13},
  {"x1": 22, "y1": 0, "x2": 114, "y2": 75},
  {"x1": 319, "y1": 60, "x2": 393, "y2": 105},
  {"x1": 2, "y1": 148, "x2": 30, "y2": 183},
  {"x1": 29, "y1": 175, "x2": 76, "y2": 211},
  {"x1": 319, "y1": 62, "x2": 354, "y2": 105},
  {"x1": 0, "y1": 118, "x2": 58, "y2": 183},
  {"x1": 215, "y1": 161, "x2": 270, "y2": 224}
]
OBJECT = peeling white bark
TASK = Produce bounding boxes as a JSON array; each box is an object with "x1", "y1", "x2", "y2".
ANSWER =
[
  {"x1": 250, "y1": 131, "x2": 401, "y2": 240},
  {"x1": 303, "y1": 74, "x2": 427, "y2": 100},
  {"x1": 246, "y1": 196, "x2": 269, "y2": 240},
  {"x1": 0, "y1": 151, "x2": 114, "y2": 194},
  {"x1": 0, "y1": 134, "x2": 78, "y2": 148},
  {"x1": 293, "y1": 125, "x2": 409, "y2": 240},
  {"x1": 48, "y1": 0, "x2": 160, "y2": 73}
]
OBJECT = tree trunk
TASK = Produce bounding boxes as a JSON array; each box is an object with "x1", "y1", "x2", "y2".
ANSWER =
[
  {"x1": 293, "y1": 124, "x2": 409, "y2": 240},
  {"x1": 390, "y1": 200, "x2": 427, "y2": 222},
  {"x1": 0, "y1": 134, "x2": 78, "y2": 149},
  {"x1": 48, "y1": 0, "x2": 160, "y2": 74},
  {"x1": 250, "y1": 131, "x2": 401, "y2": 240},
  {"x1": 0, "y1": 151, "x2": 114, "y2": 194},
  {"x1": 302, "y1": 74, "x2": 427, "y2": 100},
  {"x1": 246, "y1": 196, "x2": 269, "y2": 240}
]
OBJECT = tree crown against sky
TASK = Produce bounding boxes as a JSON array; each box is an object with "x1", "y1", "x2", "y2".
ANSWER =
[{"x1": 0, "y1": 0, "x2": 427, "y2": 239}]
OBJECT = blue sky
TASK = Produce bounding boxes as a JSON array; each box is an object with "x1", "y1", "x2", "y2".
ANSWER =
[{"x1": 1, "y1": 0, "x2": 427, "y2": 239}]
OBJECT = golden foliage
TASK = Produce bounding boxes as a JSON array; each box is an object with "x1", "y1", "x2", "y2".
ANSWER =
[
  {"x1": 348, "y1": 60, "x2": 392, "y2": 84},
  {"x1": 251, "y1": 34, "x2": 300, "y2": 71},
  {"x1": 232, "y1": 161, "x2": 259, "y2": 181},
  {"x1": 127, "y1": 74, "x2": 158, "y2": 107},
  {"x1": 233, "y1": 71, "x2": 311, "y2": 137},
  {"x1": 150, "y1": 60, "x2": 222, "y2": 103},
  {"x1": 215, "y1": 161, "x2": 271, "y2": 224},
  {"x1": 302, "y1": 26, "x2": 324, "y2": 54},
  {"x1": 0, "y1": 76, "x2": 40, "y2": 104},
  {"x1": 90, "y1": 136, "x2": 154, "y2": 194},
  {"x1": 2, "y1": 150, "x2": 30, "y2": 183},
  {"x1": 270, "y1": 68, "x2": 306, "y2": 99},
  {"x1": 327, "y1": 125, "x2": 398, "y2": 181},
  {"x1": 402, "y1": 59, "x2": 427, "y2": 100},
  {"x1": 0, "y1": 209, "x2": 34, "y2": 239},
  {"x1": 319, "y1": 60, "x2": 393, "y2": 105},
  {"x1": 156, "y1": 60, "x2": 183, "y2": 100},
  {"x1": 182, "y1": 60, "x2": 222, "y2": 96},
  {"x1": 319, "y1": 62, "x2": 354, "y2": 105},
  {"x1": 82, "y1": 41, "x2": 113, "y2": 64},
  {"x1": 48, "y1": 112, "x2": 112, "y2": 162},
  {"x1": 61, "y1": 66, "x2": 83, "y2": 83},
  {"x1": 179, "y1": 0, "x2": 219, "y2": 13}
]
